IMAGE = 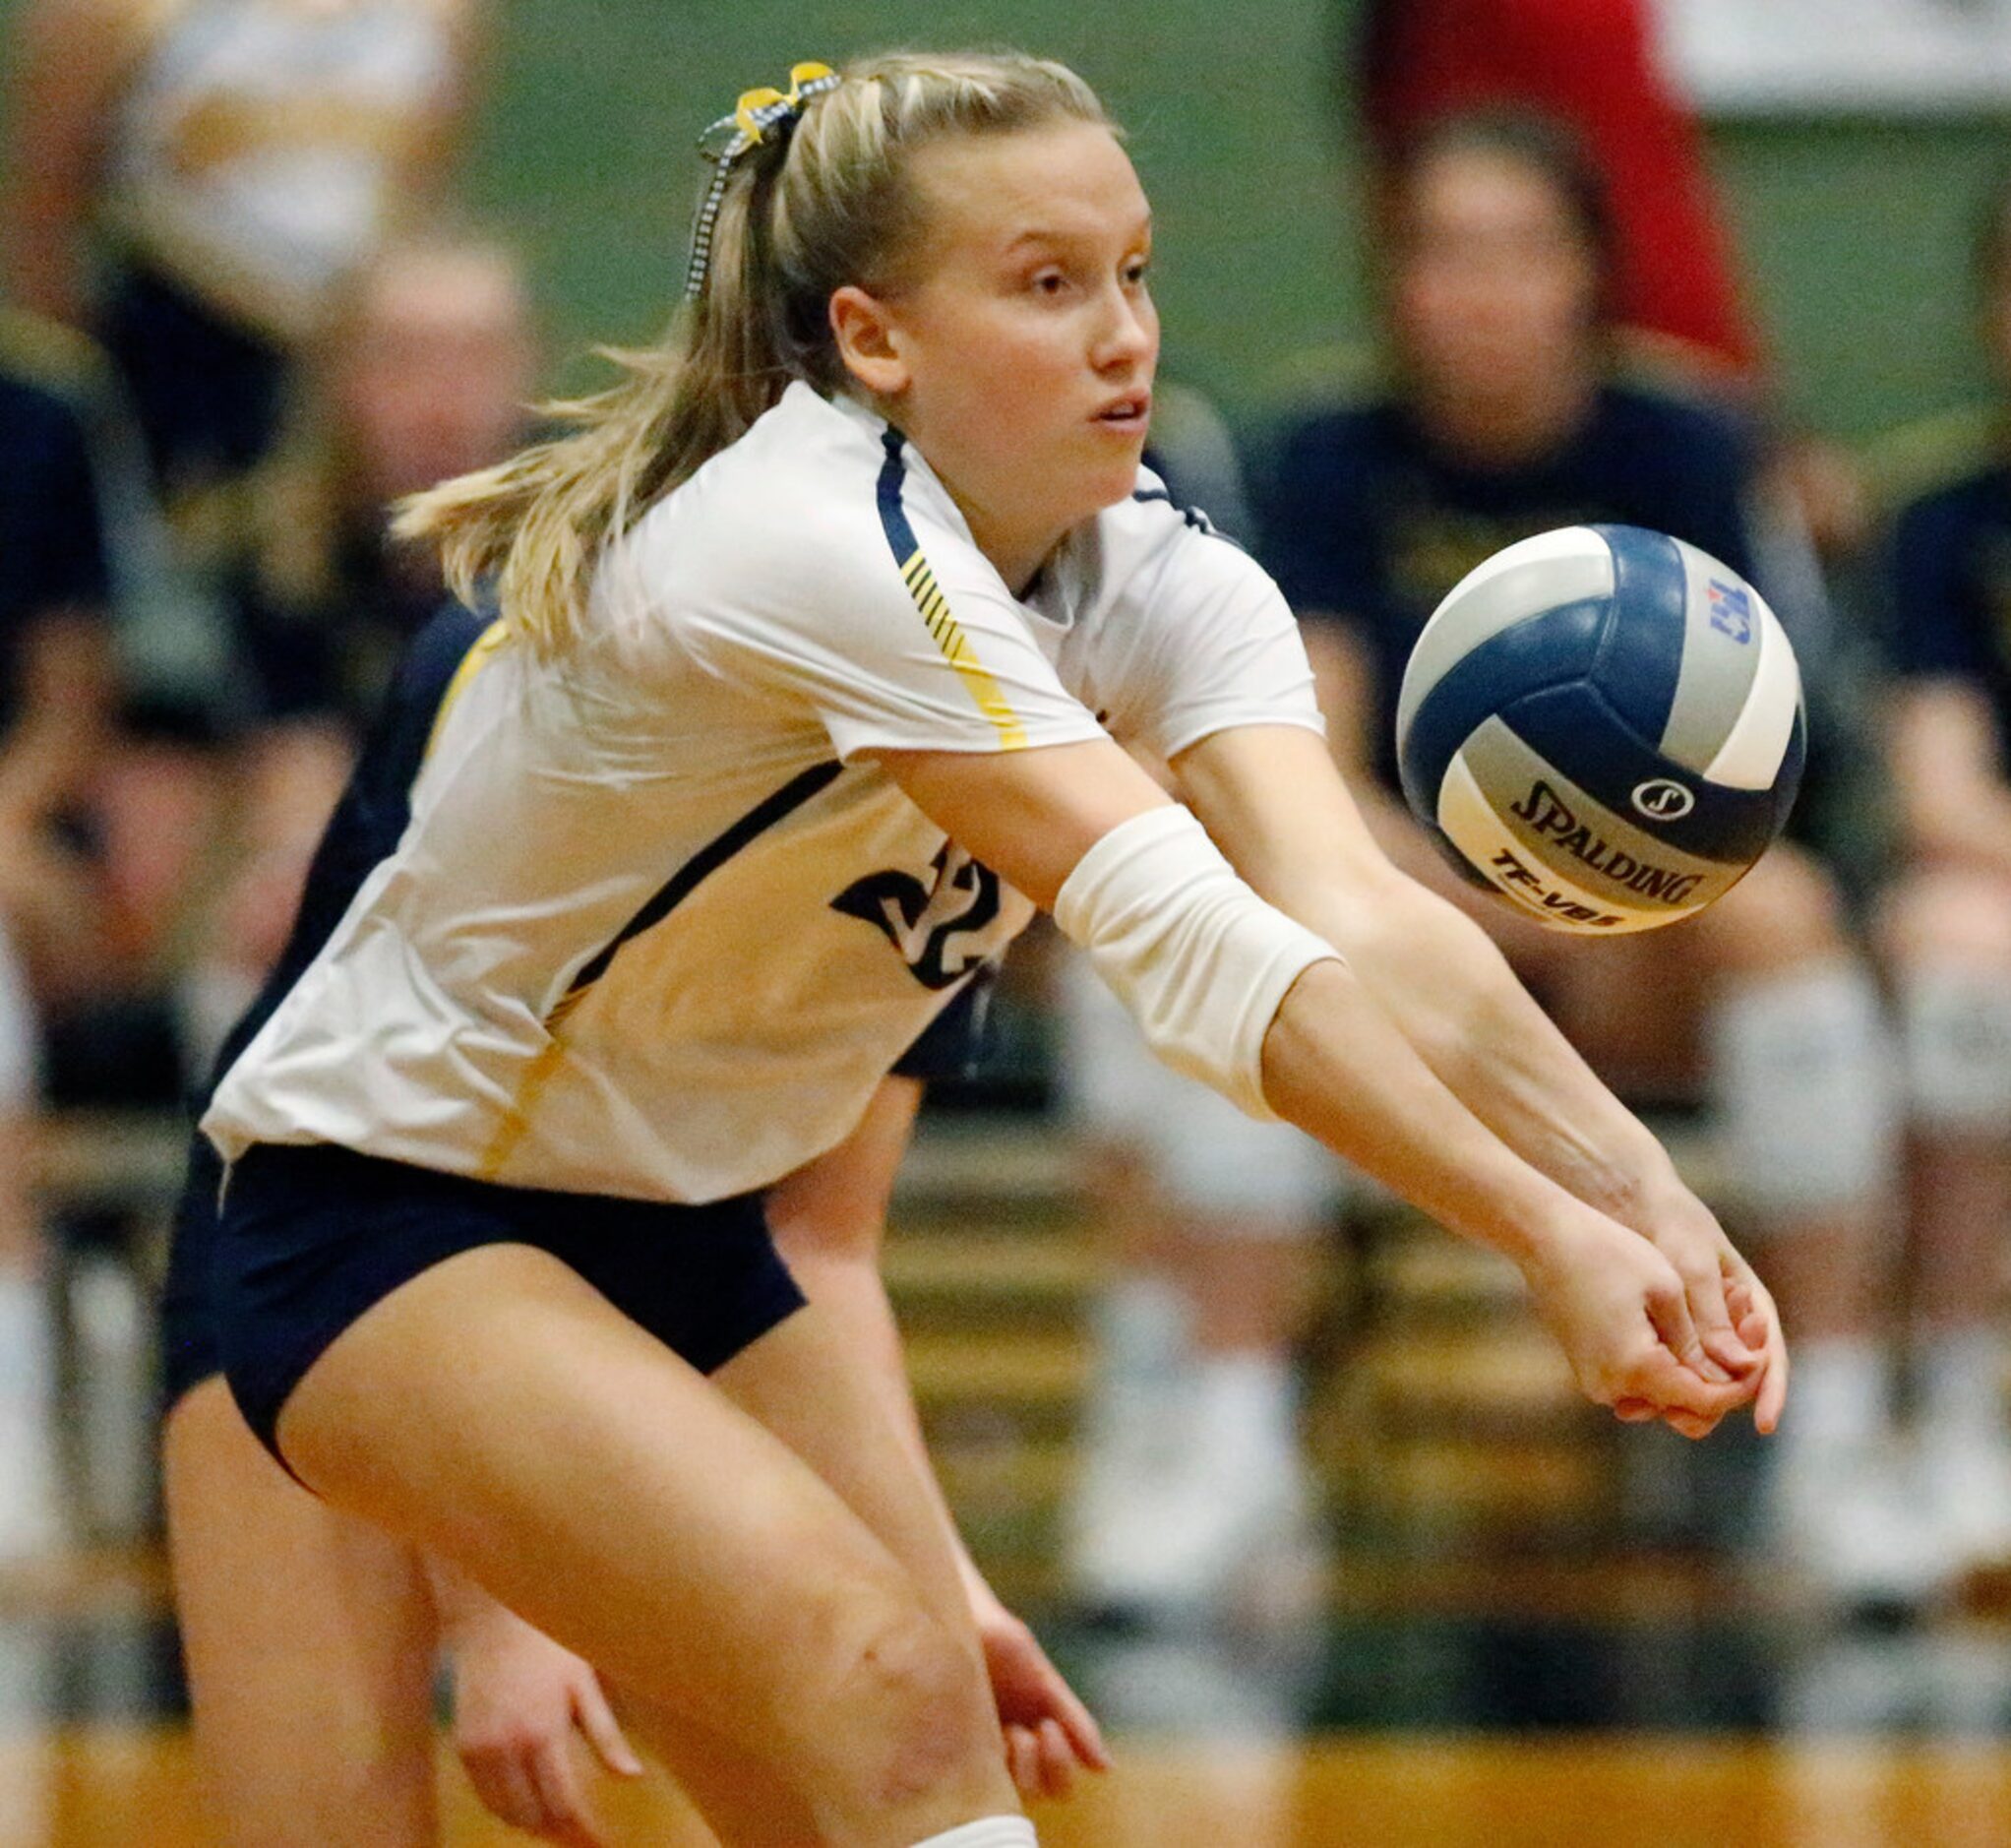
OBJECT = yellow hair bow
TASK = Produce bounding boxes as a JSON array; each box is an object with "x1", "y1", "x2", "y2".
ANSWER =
[
  {"x1": 733, "y1": 62, "x2": 838, "y2": 145},
  {"x1": 685, "y1": 60, "x2": 840, "y2": 301}
]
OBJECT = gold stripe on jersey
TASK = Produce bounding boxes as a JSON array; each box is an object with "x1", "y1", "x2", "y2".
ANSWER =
[
  {"x1": 898, "y1": 549, "x2": 1028, "y2": 750},
  {"x1": 422, "y1": 617, "x2": 509, "y2": 762},
  {"x1": 476, "y1": 1034, "x2": 568, "y2": 1178}
]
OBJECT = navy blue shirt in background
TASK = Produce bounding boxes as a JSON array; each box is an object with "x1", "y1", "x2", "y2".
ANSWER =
[
  {"x1": 1884, "y1": 455, "x2": 2011, "y2": 761},
  {"x1": 1258, "y1": 380, "x2": 1767, "y2": 793},
  {"x1": 0, "y1": 371, "x2": 112, "y2": 719}
]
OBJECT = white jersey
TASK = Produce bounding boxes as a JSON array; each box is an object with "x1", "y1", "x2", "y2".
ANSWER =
[
  {"x1": 106, "y1": 0, "x2": 461, "y2": 339},
  {"x1": 203, "y1": 383, "x2": 1322, "y2": 1201}
]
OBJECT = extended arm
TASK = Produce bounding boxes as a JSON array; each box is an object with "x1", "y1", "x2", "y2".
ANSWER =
[
  {"x1": 877, "y1": 737, "x2": 1766, "y2": 1435},
  {"x1": 1174, "y1": 719, "x2": 1782, "y2": 1425}
]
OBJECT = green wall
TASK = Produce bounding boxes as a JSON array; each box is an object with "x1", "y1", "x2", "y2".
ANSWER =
[{"x1": 6, "y1": 0, "x2": 2010, "y2": 439}]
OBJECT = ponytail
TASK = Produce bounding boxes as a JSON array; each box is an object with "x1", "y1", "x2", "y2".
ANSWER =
[{"x1": 395, "y1": 49, "x2": 1110, "y2": 657}]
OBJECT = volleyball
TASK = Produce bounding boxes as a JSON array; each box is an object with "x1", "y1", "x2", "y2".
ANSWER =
[{"x1": 1395, "y1": 524, "x2": 1804, "y2": 935}]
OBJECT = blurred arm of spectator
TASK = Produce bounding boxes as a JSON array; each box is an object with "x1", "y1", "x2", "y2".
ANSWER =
[
  {"x1": 1883, "y1": 482, "x2": 2011, "y2": 879},
  {"x1": 401, "y1": 0, "x2": 488, "y2": 196},
  {"x1": 0, "y1": 328, "x2": 128, "y2": 1001},
  {"x1": 1889, "y1": 682, "x2": 2011, "y2": 881},
  {"x1": 0, "y1": 0, "x2": 149, "y2": 325}
]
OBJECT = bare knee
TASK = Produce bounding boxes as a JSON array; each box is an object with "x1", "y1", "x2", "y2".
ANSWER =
[
  {"x1": 811, "y1": 1595, "x2": 998, "y2": 1815},
  {"x1": 1879, "y1": 867, "x2": 2011, "y2": 975},
  {"x1": 1693, "y1": 844, "x2": 1847, "y2": 976}
]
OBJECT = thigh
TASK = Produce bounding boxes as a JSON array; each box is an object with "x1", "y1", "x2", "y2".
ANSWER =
[
  {"x1": 1880, "y1": 863, "x2": 2011, "y2": 973},
  {"x1": 710, "y1": 1298, "x2": 976, "y2": 1639},
  {"x1": 162, "y1": 1377, "x2": 440, "y2": 1848},
  {"x1": 272, "y1": 1245, "x2": 976, "y2": 1779}
]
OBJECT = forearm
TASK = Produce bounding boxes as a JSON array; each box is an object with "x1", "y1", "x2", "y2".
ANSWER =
[
  {"x1": 1260, "y1": 955, "x2": 1595, "y2": 1265},
  {"x1": 1178, "y1": 726, "x2": 1675, "y2": 1218},
  {"x1": 1313, "y1": 876, "x2": 1672, "y2": 1216}
]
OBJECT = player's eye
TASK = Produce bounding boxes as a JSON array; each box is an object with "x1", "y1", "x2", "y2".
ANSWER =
[
  {"x1": 1031, "y1": 269, "x2": 1068, "y2": 296},
  {"x1": 1124, "y1": 257, "x2": 1152, "y2": 286}
]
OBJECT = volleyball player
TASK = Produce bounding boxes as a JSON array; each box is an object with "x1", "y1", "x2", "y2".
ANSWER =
[
  {"x1": 199, "y1": 53, "x2": 1779, "y2": 1845},
  {"x1": 165, "y1": 596, "x2": 1089, "y2": 1845}
]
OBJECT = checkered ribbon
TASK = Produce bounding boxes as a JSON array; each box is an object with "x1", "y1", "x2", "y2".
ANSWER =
[{"x1": 684, "y1": 61, "x2": 841, "y2": 302}]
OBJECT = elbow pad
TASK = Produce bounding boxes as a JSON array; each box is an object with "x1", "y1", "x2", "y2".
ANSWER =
[{"x1": 1053, "y1": 805, "x2": 1344, "y2": 1120}]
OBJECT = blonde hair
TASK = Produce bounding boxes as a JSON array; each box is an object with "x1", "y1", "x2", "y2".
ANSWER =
[{"x1": 396, "y1": 50, "x2": 1110, "y2": 656}]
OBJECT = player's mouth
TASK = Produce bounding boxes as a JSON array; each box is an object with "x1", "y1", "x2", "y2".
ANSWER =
[{"x1": 1093, "y1": 392, "x2": 1151, "y2": 430}]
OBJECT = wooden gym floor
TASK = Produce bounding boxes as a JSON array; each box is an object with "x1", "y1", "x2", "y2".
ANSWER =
[
  {"x1": 8, "y1": 1548, "x2": 2011, "y2": 1846},
  {"x1": 8, "y1": 1724, "x2": 2011, "y2": 1846}
]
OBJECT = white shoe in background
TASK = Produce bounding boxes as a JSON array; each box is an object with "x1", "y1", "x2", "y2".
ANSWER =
[
  {"x1": 0, "y1": 1272, "x2": 63, "y2": 1568},
  {"x1": 1921, "y1": 1422, "x2": 2011, "y2": 1579},
  {"x1": 0, "y1": 1391, "x2": 64, "y2": 1568},
  {"x1": 1764, "y1": 1437, "x2": 1950, "y2": 1613},
  {"x1": 1069, "y1": 1346, "x2": 1323, "y2": 1626}
]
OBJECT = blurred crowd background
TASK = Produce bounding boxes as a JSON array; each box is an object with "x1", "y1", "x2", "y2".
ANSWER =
[{"x1": 7, "y1": 0, "x2": 2011, "y2": 1740}]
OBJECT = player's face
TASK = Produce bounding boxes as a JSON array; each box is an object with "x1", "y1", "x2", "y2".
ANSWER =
[
  {"x1": 869, "y1": 122, "x2": 1158, "y2": 584},
  {"x1": 333, "y1": 252, "x2": 538, "y2": 504},
  {"x1": 1389, "y1": 148, "x2": 1601, "y2": 406}
]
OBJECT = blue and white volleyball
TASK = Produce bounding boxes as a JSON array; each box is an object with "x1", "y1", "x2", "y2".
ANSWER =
[{"x1": 1395, "y1": 524, "x2": 1804, "y2": 935}]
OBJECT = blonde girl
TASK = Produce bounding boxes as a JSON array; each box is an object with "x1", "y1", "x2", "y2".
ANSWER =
[{"x1": 201, "y1": 51, "x2": 1782, "y2": 1847}]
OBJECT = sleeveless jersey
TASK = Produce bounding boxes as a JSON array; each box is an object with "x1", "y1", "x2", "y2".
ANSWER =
[
  {"x1": 105, "y1": 0, "x2": 460, "y2": 339},
  {"x1": 203, "y1": 383, "x2": 1321, "y2": 1201}
]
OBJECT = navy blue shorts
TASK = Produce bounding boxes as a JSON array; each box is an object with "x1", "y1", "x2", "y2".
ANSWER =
[
  {"x1": 208, "y1": 1141, "x2": 808, "y2": 1472},
  {"x1": 160, "y1": 976, "x2": 995, "y2": 1421}
]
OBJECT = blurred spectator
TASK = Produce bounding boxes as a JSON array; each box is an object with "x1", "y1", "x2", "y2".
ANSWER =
[
  {"x1": 1869, "y1": 171, "x2": 2011, "y2": 1583},
  {"x1": 179, "y1": 228, "x2": 538, "y2": 1067},
  {"x1": 1, "y1": 0, "x2": 483, "y2": 519},
  {"x1": 1059, "y1": 386, "x2": 1337, "y2": 1625},
  {"x1": 1353, "y1": 0, "x2": 1870, "y2": 555},
  {"x1": 1258, "y1": 113, "x2": 1921, "y2": 1604},
  {"x1": 0, "y1": 306, "x2": 133, "y2": 1558},
  {"x1": 1357, "y1": 0, "x2": 1757, "y2": 382}
]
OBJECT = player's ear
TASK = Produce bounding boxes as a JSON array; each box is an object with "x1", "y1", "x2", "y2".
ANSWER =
[{"x1": 829, "y1": 286, "x2": 910, "y2": 398}]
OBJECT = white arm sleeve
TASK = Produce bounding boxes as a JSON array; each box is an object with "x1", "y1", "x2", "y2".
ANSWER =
[{"x1": 1053, "y1": 805, "x2": 1342, "y2": 1121}]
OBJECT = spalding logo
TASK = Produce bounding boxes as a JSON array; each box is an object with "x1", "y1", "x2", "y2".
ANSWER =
[
  {"x1": 1509, "y1": 780, "x2": 1703, "y2": 904},
  {"x1": 1631, "y1": 778, "x2": 1695, "y2": 822}
]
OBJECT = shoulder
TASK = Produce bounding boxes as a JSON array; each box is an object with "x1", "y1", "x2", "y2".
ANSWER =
[
  {"x1": 1084, "y1": 471, "x2": 1292, "y2": 646},
  {"x1": 1597, "y1": 376, "x2": 1757, "y2": 466},
  {"x1": 1891, "y1": 457, "x2": 2010, "y2": 555},
  {"x1": 1270, "y1": 394, "x2": 1400, "y2": 470},
  {"x1": 1261, "y1": 394, "x2": 1406, "y2": 537},
  {"x1": 646, "y1": 388, "x2": 905, "y2": 584},
  {"x1": 609, "y1": 389, "x2": 995, "y2": 666},
  {"x1": 1872, "y1": 406, "x2": 2009, "y2": 526},
  {"x1": 1099, "y1": 467, "x2": 1258, "y2": 578}
]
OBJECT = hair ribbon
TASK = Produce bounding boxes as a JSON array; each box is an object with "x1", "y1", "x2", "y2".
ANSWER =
[{"x1": 685, "y1": 61, "x2": 841, "y2": 301}]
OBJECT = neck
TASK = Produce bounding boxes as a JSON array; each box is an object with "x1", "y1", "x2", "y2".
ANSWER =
[
  {"x1": 1412, "y1": 364, "x2": 1597, "y2": 470},
  {"x1": 928, "y1": 465, "x2": 1064, "y2": 598}
]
